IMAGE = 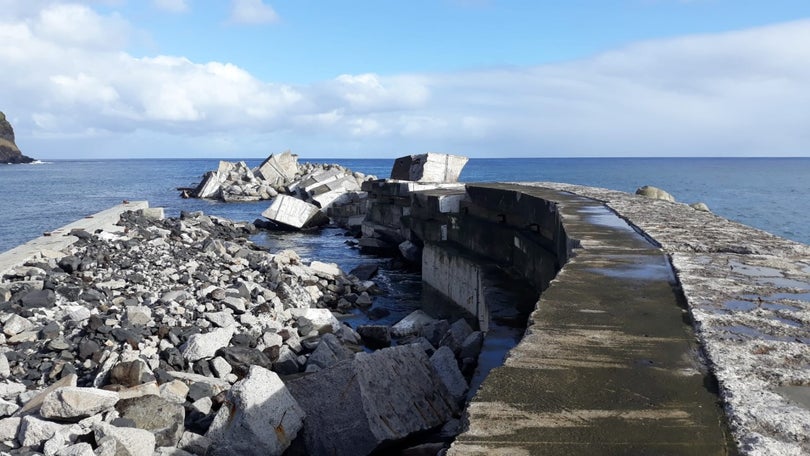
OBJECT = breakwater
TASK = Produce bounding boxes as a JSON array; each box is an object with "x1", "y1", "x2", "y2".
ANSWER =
[{"x1": 0, "y1": 180, "x2": 808, "y2": 455}]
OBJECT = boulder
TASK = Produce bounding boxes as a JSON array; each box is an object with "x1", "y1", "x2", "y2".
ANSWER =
[
  {"x1": 357, "y1": 325, "x2": 392, "y2": 349},
  {"x1": 17, "y1": 415, "x2": 66, "y2": 449},
  {"x1": 291, "y1": 308, "x2": 341, "y2": 335},
  {"x1": 288, "y1": 344, "x2": 459, "y2": 455},
  {"x1": 206, "y1": 366, "x2": 304, "y2": 456},
  {"x1": 440, "y1": 319, "x2": 474, "y2": 355},
  {"x1": 635, "y1": 185, "x2": 675, "y2": 202},
  {"x1": 115, "y1": 395, "x2": 185, "y2": 447},
  {"x1": 180, "y1": 325, "x2": 235, "y2": 362},
  {"x1": 40, "y1": 387, "x2": 119, "y2": 420},
  {"x1": 261, "y1": 195, "x2": 329, "y2": 230},
  {"x1": 92, "y1": 422, "x2": 156, "y2": 456},
  {"x1": 430, "y1": 346, "x2": 468, "y2": 404},
  {"x1": 305, "y1": 333, "x2": 354, "y2": 372},
  {"x1": 390, "y1": 153, "x2": 468, "y2": 183},
  {"x1": 392, "y1": 310, "x2": 437, "y2": 337},
  {"x1": 214, "y1": 346, "x2": 273, "y2": 377}
]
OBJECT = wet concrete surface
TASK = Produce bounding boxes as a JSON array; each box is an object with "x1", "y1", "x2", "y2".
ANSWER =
[
  {"x1": 450, "y1": 184, "x2": 734, "y2": 455},
  {"x1": 533, "y1": 182, "x2": 810, "y2": 456}
]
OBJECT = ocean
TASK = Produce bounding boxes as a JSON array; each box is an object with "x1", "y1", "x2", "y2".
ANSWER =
[{"x1": 1, "y1": 157, "x2": 808, "y2": 254}]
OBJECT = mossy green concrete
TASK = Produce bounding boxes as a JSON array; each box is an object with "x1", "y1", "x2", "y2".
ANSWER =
[{"x1": 450, "y1": 184, "x2": 734, "y2": 455}]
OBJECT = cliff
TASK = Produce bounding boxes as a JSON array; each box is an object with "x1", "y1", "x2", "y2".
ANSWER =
[{"x1": 0, "y1": 111, "x2": 34, "y2": 164}]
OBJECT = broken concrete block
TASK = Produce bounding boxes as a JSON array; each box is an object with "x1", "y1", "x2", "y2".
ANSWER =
[
  {"x1": 206, "y1": 366, "x2": 304, "y2": 456},
  {"x1": 261, "y1": 195, "x2": 329, "y2": 230},
  {"x1": 254, "y1": 150, "x2": 299, "y2": 185},
  {"x1": 390, "y1": 153, "x2": 469, "y2": 183},
  {"x1": 39, "y1": 387, "x2": 119, "y2": 421},
  {"x1": 288, "y1": 344, "x2": 459, "y2": 455}
]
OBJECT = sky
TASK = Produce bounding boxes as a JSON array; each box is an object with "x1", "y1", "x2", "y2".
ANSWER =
[{"x1": 1, "y1": 1, "x2": 809, "y2": 159}]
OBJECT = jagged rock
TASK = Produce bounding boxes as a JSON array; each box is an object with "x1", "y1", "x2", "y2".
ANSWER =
[
  {"x1": 273, "y1": 345, "x2": 301, "y2": 375},
  {"x1": 291, "y1": 308, "x2": 340, "y2": 335},
  {"x1": 180, "y1": 326, "x2": 235, "y2": 362},
  {"x1": 206, "y1": 366, "x2": 304, "y2": 456},
  {"x1": 93, "y1": 422, "x2": 156, "y2": 456},
  {"x1": 349, "y1": 263, "x2": 379, "y2": 281},
  {"x1": 390, "y1": 153, "x2": 468, "y2": 183},
  {"x1": 116, "y1": 395, "x2": 185, "y2": 447},
  {"x1": 3, "y1": 314, "x2": 35, "y2": 336},
  {"x1": 21, "y1": 289, "x2": 56, "y2": 308},
  {"x1": 214, "y1": 346, "x2": 273, "y2": 377},
  {"x1": 0, "y1": 398, "x2": 19, "y2": 416},
  {"x1": 398, "y1": 240, "x2": 422, "y2": 263},
  {"x1": 124, "y1": 306, "x2": 152, "y2": 326},
  {"x1": 18, "y1": 415, "x2": 67, "y2": 449},
  {"x1": 40, "y1": 387, "x2": 119, "y2": 420},
  {"x1": 392, "y1": 310, "x2": 437, "y2": 338},
  {"x1": 0, "y1": 416, "x2": 21, "y2": 441},
  {"x1": 430, "y1": 346, "x2": 468, "y2": 404},
  {"x1": 288, "y1": 344, "x2": 459, "y2": 456},
  {"x1": 305, "y1": 333, "x2": 353, "y2": 372},
  {"x1": 54, "y1": 442, "x2": 95, "y2": 456},
  {"x1": 635, "y1": 185, "x2": 675, "y2": 202},
  {"x1": 459, "y1": 331, "x2": 484, "y2": 361},
  {"x1": 308, "y1": 261, "x2": 341, "y2": 278},
  {"x1": 261, "y1": 195, "x2": 329, "y2": 230},
  {"x1": 440, "y1": 319, "x2": 474, "y2": 355},
  {"x1": 178, "y1": 431, "x2": 212, "y2": 455},
  {"x1": 0, "y1": 111, "x2": 35, "y2": 164},
  {"x1": 16, "y1": 374, "x2": 78, "y2": 417},
  {"x1": 110, "y1": 360, "x2": 152, "y2": 388}
]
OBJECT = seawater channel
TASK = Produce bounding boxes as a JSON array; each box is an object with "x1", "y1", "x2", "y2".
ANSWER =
[{"x1": 251, "y1": 225, "x2": 536, "y2": 403}]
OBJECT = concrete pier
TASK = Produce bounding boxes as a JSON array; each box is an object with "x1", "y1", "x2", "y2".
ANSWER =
[
  {"x1": 0, "y1": 201, "x2": 149, "y2": 275},
  {"x1": 426, "y1": 183, "x2": 810, "y2": 456}
]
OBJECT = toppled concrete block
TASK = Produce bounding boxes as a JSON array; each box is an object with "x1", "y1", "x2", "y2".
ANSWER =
[
  {"x1": 194, "y1": 161, "x2": 236, "y2": 199},
  {"x1": 206, "y1": 366, "x2": 304, "y2": 456},
  {"x1": 254, "y1": 150, "x2": 299, "y2": 185},
  {"x1": 390, "y1": 153, "x2": 468, "y2": 183},
  {"x1": 261, "y1": 195, "x2": 329, "y2": 230},
  {"x1": 301, "y1": 168, "x2": 344, "y2": 194},
  {"x1": 288, "y1": 344, "x2": 459, "y2": 455}
]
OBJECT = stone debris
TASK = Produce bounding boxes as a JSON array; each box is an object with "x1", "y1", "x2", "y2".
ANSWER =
[{"x1": 0, "y1": 203, "x2": 483, "y2": 455}]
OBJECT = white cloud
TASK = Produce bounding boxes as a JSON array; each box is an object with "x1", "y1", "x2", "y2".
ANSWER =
[
  {"x1": 228, "y1": 0, "x2": 279, "y2": 25},
  {"x1": 152, "y1": 0, "x2": 189, "y2": 13},
  {"x1": 1, "y1": 3, "x2": 809, "y2": 158}
]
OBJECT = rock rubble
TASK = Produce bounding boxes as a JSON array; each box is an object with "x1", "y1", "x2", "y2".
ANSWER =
[{"x1": 0, "y1": 207, "x2": 482, "y2": 455}]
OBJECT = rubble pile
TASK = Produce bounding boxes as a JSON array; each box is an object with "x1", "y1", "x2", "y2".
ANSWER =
[
  {"x1": 0, "y1": 209, "x2": 482, "y2": 455},
  {"x1": 188, "y1": 151, "x2": 376, "y2": 232}
]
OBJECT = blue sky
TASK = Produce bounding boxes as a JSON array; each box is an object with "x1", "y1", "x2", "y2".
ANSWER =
[{"x1": 1, "y1": 0, "x2": 809, "y2": 159}]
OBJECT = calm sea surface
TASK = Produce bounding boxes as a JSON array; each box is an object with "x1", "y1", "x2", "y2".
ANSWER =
[{"x1": 1, "y1": 157, "x2": 808, "y2": 254}]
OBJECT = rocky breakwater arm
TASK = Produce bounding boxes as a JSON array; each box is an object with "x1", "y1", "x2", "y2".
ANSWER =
[
  {"x1": 0, "y1": 206, "x2": 473, "y2": 455},
  {"x1": 0, "y1": 111, "x2": 35, "y2": 164}
]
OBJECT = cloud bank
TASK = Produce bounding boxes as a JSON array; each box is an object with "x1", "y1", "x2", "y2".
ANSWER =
[{"x1": 1, "y1": 2, "x2": 808, "y2": 158}]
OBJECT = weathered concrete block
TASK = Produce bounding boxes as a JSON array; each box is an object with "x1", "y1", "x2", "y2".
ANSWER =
[
  {"x1": 206, "y1": 366, "x2": 304, "y2": 456},
  {"x1": 254, "y1": 150, "x2": 298, "y2": 185},
  {"x1": 390, "y1": 153, "x2": 468, "y2": 183},
  {"x1": 288, "y1": 344, "x2": 459, "y2": 455},
  {"x1": 261, "y1": 195, "x2": 329, "y2": 230}
]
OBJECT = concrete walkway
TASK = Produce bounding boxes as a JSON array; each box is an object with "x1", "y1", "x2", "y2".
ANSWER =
[
  {"x1": 0, "y1": 201, "x2": 148, "y2": 276},
  {"x1": 450, "y1": 184, "x2": 734, "y2": 455}
]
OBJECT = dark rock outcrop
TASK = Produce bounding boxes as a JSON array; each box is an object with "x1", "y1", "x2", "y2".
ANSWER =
[{"x1": 0, "y1": 112, "x2": 34, "y2": 164}]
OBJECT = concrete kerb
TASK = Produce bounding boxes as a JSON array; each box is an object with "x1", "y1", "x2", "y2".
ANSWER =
[{"x1": 0, "y1": 201, "x2": 149, "y2": 276}]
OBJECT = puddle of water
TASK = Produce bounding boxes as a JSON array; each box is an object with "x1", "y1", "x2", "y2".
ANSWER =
[
  {"x1": 723, "y1": 300, "x2": 757, "y2": 312},
  {"x1": 728, "y1": 261, "x2": 782, "y2": 278},
  {"x1": 766, "y1": 292, "x2": 810, "y2": 303},
  {"x1": 775, "y1": 385, "x2": 810, "y2": 410},
  {"x1": 755, "y1": 277, "x2": 810, "y2": 290},
  {"x1": 719, "y1": 325, "x2": 787, "y2": 342},
  {"x1": 586, "y1": 255, "x2": 673, "y2": 281},
  {"x1": 578, "y1": 205, "x2": 635, "y2": 232}
]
